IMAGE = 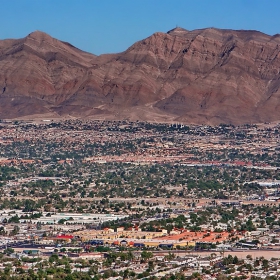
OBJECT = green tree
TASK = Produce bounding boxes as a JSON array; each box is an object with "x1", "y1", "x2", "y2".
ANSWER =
[{"x1": 141, "y1": 250, "x2": 153, "y2": 261}]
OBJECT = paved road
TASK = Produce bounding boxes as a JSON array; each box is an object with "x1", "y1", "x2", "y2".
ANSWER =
[{"x1": 3, "y1": 243, "x2": 280, "y2": 258}]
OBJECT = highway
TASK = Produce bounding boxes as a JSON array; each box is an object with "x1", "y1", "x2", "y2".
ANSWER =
[{"x1": 2, "y1": 241, "x2": 280, "y2": 260}]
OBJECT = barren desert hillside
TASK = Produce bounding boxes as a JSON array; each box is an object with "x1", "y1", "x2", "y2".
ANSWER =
[{"x1": 0, "y1": 28, "x2": 279, "y2": 124}]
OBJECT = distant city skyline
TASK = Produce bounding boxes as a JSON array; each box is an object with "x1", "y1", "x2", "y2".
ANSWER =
[{"x1": 1, "y1": 0, "x2": 280, "y2": 55}]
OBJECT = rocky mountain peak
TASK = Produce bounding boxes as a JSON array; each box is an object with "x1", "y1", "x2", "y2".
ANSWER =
[
  {"x1": 27, "y1": 30, "x2": 53, "y2": 40},
  {"x1": 167, "y1": 26, "x2": 189, "y2": 36}
]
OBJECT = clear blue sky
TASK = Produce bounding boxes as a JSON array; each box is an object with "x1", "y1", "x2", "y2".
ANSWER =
[{"x1": 1, "y1": 0, "x2": 279, "y2": 55}]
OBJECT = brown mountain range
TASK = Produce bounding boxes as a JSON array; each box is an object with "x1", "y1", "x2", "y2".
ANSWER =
[{"x1": 0, "y1": 27, "x2": 280, "y2": 124}]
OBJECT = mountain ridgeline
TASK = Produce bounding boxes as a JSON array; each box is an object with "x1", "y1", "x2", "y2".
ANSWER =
[{"x1": 0, "y1": 27, "x2": 280, "y2": 124}]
